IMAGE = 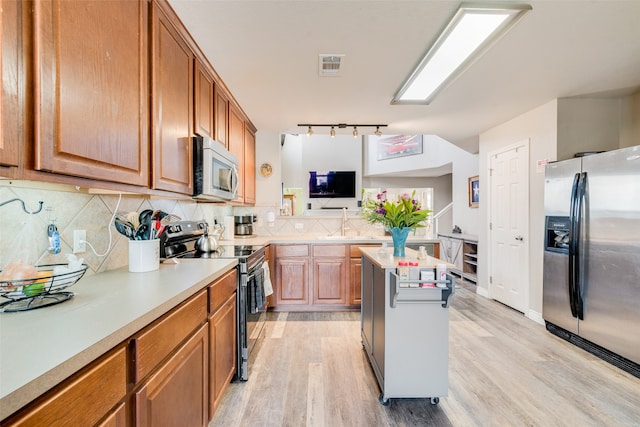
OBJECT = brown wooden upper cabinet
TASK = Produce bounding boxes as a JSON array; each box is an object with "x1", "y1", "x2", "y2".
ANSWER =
[
  {"x1": 195, "y1": 57, "x2": 214, "y2": 139},
  {"x1": 151, "y1": 0, "x2": 194, "y2": 195},
  {"x1": 214, "y1": 85, "x2": 229, "y2": 149},
  {"x1": 228, "y1": 104, "x2": 245, "y2": 203},
  {"x1": 33, "y1": 0, "x2": 150, "y2": 186},
  {"x1": 0, "y1": 0, "x2": 21, "y2": 172},
  {"x1": 244, "y1": 126, "x2": 256, "y2": 205}
]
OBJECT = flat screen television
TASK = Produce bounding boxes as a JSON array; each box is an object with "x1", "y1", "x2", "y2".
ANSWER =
[{"x1": 309, "y1": 171, "x2": 356, "y2": 198}]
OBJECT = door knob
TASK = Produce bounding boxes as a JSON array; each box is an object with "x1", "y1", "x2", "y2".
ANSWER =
[{"x1": 515, "y1": 236, "x2": 524, "y2": 241}]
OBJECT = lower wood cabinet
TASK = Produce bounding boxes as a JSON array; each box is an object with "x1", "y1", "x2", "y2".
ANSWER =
[
  {"x1": 135, "y1": 323, "x2": 209, "y2": 427},
  {"x1": 3, "y1": 346, "x2": 127, "y2": 426},
  {"x1": 273, "y1": 244, "x2": 310, "y2": 307},
  {"x1": 208, "y1": 269, "x2": 237, "y2": 418},
  {"x1": 349, "y1": 244, "x2": 378, "y2": 306},
  {"x1": 2, "y1": 269, "x2": 242, "y2": 426},
  {"x1": 311, "y1": 245, "x2": 347, "y2": 306},
  {"x1": 272, "y1": 244, "x2": 363, "y2": 311}
]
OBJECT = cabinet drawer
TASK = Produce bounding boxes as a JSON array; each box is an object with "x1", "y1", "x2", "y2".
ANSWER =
[
  {"x1": 312, "y1": 244, "x2": 346, "y2": 257},
  {"x1": 6, "y1": 346, "x2": 127, "y2": 426},
  {"x1": 275, "y1": 244, "x2": 309, "y2": 257},
  {"x1": 134, "y1": 290, "x2": 207, "y2": 382},
  {"x1": 349, "y1": 244, "x2": 378, "y2": 258},
  {"x1": 209, "y1": 268, "x2": 237, "y2": 315}
]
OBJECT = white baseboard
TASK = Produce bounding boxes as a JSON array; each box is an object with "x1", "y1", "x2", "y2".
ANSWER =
[
  {"x1": 476, "y1": 286, "x2": 489, "y2": 298},
  {"x1": 527, "y1": 309, "x2": 545, "y2": 325}
]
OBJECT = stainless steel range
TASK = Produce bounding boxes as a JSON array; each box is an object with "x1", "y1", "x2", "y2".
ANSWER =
[{"x1": 159, "y1": 220, "x2": 267, "y2": 381}]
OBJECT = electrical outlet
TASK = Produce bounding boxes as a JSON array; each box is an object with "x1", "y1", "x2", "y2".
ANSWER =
[
  {"x1": 294, "y1": 223, "x2": 304, "y2": 230},
  {"x1": 73, "y1": 230, "x2": 86, "y2": 253}
]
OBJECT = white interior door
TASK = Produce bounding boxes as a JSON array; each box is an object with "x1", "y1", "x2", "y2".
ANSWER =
[{"x1": 489, "y1": 140, "x2": 529, "y2": 313}]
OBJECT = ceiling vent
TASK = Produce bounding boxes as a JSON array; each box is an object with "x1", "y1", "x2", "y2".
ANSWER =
[{"x1": 319, "y1": 54, "x2": 344, "y2": 76}]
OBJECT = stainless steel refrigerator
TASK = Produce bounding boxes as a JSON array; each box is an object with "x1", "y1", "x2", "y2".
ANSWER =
[{"x1": 543, "y1": 145, "x2": 640, "y2": 376}]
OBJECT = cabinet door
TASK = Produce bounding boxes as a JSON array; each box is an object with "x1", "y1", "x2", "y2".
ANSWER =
[
  {"x1": 312, "y1": 257, "x2": 347, "y2": 305},
  {"x1": 194, "y1": 58, "x2": 214, "y2": 138},
  {"x1": 209, "y1": 293, "x2": 236, "y2": 418},
  {"x1": 274, "y1": 258, "x2": 309, "y2": 305},
  {"x1": 228, "y1": 105, "x2": 244, "y2": 202},
  {"x1": 0, "y1": 0, "x2": 20, "y2": 170},
  {"x1": 349, "y1": 257, "x2": 363, "y2": 305},
  {"x1": 214, "y1": 86, "x2": 229, "y2": 148},
  {"x1": 33, "y1": 0, "x2": 149, "y2": 185},
  {"x1": 136, "y1": 323, "x2": 208, "y2": 427},
  {"x1": 151, "y1": 1, "x2": 193, "y2": 194},
  {"x1": 243, "y1": 127, "x2": 256, "y2": 205},
  {"x1": 6, "y1": 347, "x2": 127, "y2": 426}
]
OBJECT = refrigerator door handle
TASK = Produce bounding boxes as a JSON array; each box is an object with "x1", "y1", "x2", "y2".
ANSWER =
[
  {"x1": 568, "y1": 172, "x2": 580, "y2": 318},
  {"x1": 574, "y1": 172, "x2": 587, "y2": 320}
]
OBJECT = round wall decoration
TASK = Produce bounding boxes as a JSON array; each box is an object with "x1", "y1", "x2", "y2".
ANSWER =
[{"x1": 259, "y1": 163, "x2": 273, "y2": 177}]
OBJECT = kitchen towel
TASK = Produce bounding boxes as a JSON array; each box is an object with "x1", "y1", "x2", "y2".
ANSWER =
[{"x1": 261, "y1": 261, "x2": 273, "y2": 297}]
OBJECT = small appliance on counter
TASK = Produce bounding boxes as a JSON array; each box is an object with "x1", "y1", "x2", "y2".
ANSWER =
[{"x1": 234, "y1": 215, "x2": 257, "y2": 237}]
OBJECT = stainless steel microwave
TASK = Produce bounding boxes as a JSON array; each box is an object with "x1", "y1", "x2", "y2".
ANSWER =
[{"x1": 193, "y1": 136, "x2": 239, "y2": 201}]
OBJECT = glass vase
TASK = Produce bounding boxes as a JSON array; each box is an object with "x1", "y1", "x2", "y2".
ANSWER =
[{"x1": 390, "y1": 227, "x2": 410, "y2": 257}]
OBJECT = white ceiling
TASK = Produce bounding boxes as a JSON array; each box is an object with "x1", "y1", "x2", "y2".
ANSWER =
[{"x1": 168, "y1": 0, "x2": 640, "y2": 154}]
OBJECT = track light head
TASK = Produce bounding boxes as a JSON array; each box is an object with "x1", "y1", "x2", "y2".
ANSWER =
[
  {"x1": 353, "y1": 127, "x2": 358, "y2": 138},
  {"x1": 307, "y1": 126, "x2": 313, "y2": 137},
  {"x1": 374, "y1": 126, "x2": 382, "y2": 136},
  {"x1": 330, "y1": 126, "x2": 336, "y2": 138}
]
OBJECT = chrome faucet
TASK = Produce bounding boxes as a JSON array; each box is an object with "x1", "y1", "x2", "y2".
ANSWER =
[{"x1": 341, "y1": 207, "x2": 349, "y2": 236}]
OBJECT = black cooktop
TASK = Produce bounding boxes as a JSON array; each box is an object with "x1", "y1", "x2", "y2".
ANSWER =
[{"x1": 179, "y1": 245, "x2": 265, "y2": 259}]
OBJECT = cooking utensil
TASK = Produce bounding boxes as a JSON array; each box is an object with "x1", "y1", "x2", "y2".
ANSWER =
[
  {"x1": 195, "y1": 224, "x2": 218, "y2": 252},
  {"x1": 127, "y1": 211, "x2": 140, "y2": 229},
  {"x1": 134, "y1": 223, "x2": 149, "y2": 240},
  {"x1": 114, "y1": 218, "x2": 135, "y2": 240},
  {"x1": 160, "y1": 214, "x2": 182, "y2": 226}
]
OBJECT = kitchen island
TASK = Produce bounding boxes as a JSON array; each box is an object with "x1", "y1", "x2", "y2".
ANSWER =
[
  {"x1": 0, "y1": 258, "x2": 237, "y2": 423},
  {"x1": 360, "y1": 247, "x2": 455, "y2": 405}
]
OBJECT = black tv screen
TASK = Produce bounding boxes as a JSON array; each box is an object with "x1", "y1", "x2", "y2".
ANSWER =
[{"x1": 309, "y1": 171, "x2": 356, "y2": 198}]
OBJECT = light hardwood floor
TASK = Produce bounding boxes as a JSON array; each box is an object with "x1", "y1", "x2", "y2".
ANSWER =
[{"x1": 210, "y1": 283, "x2": 640, "y2": 426}]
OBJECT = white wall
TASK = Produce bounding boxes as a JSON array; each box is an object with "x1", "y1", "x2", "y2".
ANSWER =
[
  {"x1": 478, "y1": 99, "x2": 558, "y2": 318},
  {"x1": 363, "y1": 134, "x2": 452, "y2": 176},
  {"x1": 557, "y1": 97, "x2": 621, "y2": 160},
  {"x1": 451, "y1": 151, "x2": 479, "y2": 236},
  {"x1": 254, "y1": 130, "x2": 283, "y2": 210},
  {"x1": 281, "y1": 133, "x2": 362, "y2": 210}
]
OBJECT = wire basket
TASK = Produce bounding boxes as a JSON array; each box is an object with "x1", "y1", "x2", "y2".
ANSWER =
[{"x1": 0, "y1": 264, "x2": 88, "y2": 312}]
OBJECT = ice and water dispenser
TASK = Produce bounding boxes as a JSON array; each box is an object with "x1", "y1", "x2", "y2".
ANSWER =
[{"x1": 545, "y1": 216, "x2": 570, "y2": 253}]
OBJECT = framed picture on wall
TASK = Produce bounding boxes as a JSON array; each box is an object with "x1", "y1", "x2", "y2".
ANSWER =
[
  {"x1": 468, "y1": 176, "x2": 479, "y2": 208},
  {"x1": 374, "y1": 135, "x2": 423, "y2": 160}
]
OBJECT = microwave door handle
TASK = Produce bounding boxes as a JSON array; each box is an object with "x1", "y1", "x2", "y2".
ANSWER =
[{"x1": 231, "y1": 164, "x2": 239, "y2": 197}]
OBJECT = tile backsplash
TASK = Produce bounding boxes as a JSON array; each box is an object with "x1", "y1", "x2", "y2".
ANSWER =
[
  {"x1": 1, "y1": 181, "x2": 432, "y2": 278},
  {"x1": 0, "y1": 181, "x2": 232, "y2": 278}
]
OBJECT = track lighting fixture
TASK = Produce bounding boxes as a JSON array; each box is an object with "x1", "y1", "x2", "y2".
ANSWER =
[{"x1": 297, "y1": 123, "x2": 387, "y2": 137}]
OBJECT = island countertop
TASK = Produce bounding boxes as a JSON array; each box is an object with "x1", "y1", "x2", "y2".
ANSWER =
[
  {"x1": 0, "y1": 258, "x2": 238, "y2": 421},
  {"x1": 359, "y1": 246, "x2": 455, "y2": 270}
]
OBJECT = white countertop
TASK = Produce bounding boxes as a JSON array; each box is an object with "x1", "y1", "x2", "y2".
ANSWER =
[
  {"x1": 360, "y1": 247, "x2": 455, "y2": 270},
  {"x1": 0, "y1": 258, "x2": 237, "y2": 420},
  {"x1": 221, "y1": 234, "x2": 440, "y2": 246}
]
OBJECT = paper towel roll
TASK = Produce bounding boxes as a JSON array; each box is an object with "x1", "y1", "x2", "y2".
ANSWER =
[{"x1": 223, "y1": 216, "x2": 234, "y2": 240}]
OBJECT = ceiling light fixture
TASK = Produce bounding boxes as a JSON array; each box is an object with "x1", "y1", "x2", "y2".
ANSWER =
[
  {"x1": 297, "y1": 123, "x2": 387, "y2": 138},
  {"x1": 392, "y1": 2, "x2": 531, "y2": 105}
]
